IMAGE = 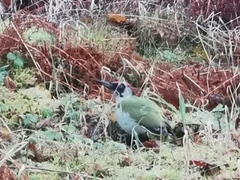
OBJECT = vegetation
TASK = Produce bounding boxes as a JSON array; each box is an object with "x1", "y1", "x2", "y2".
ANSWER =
[{"x1": 0, "y1": 0, "x2": 239, "y2": 179}]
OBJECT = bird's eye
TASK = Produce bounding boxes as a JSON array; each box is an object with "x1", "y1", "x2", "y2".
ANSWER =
[{"x1": 119, "y1": 84, "x2": 124, "y2": 88}]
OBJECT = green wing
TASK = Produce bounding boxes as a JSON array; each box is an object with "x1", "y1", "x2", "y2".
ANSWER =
[{"x1": 118, "y1": 96, "x2": 167, "y2": 128}]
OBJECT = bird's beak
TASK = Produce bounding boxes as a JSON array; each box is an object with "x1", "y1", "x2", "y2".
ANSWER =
[{"x1": 95, "y1": 80, "x2": 115, "y2": 91}]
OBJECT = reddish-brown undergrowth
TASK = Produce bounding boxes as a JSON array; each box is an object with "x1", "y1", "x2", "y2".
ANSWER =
[{"x1": 1, "y1": 14, "x2": 240, "y2": 111}]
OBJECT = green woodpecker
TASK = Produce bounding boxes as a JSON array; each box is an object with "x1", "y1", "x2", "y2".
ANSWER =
[{"x1": 96, "y1": 80, "x2": 175, "y2": 141}]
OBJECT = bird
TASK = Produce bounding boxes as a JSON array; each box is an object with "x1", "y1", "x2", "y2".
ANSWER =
[{"x1": 96, "y1": 79, "x2": 175, "y2": 142}]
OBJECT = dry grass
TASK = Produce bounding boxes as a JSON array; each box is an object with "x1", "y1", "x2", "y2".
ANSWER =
[
  {"x1": 0, "y1": 0, "x2": 239, "y2": 179},
  {"x1": 193, "y1": 13, "x2": 240, "y2": 67},
  {"x1": 0, "y1": 81, "x2": 239, "y2": 179}
]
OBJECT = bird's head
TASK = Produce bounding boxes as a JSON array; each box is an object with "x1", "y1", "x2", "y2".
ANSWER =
[{"x1": 96, "y1": 80, "x2": 134, "y2": 103}]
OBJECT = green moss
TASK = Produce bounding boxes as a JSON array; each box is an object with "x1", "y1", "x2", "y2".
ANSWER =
[
  {"x1": 23, "y1": 26, "x2": 56, "y2": 45},
  {"x1": 29, "y1": 173, "x2": 60, "y2": 180}
]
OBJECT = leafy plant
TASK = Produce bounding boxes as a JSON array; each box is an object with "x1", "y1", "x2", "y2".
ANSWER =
[
  {"x1": 162, "y1": 50, "x2": 177, "y2": 61},
  {"x1": 86, "y1": 26, "x2": 108, "y2": 44},
  {"x1": 0, "y1": 102, "x2": 9, "y2": 112},
  {"x1": 20, "y1": 113, "x2": 38, "y2": 127},
  {"x1": 42, "y1": 128, "x2": 63, "y2": 141},
  {"x1": 211, "y1": 104, "x2": 224, "y2": 119},
  {"x1": 192, "y1": 45, "x2": 208, "y2": 60},
  {"x1": 11, "y1": 68, "x2": 37, "y2": 88},
  {"x1": 63, "y1": 124, "x2": 76, "y2": 134},
  {"x1": 66, "y1": 111, "x2": 79, "y2": 121},
  {"x1": 23, "y1": 26, "x2": 56, "y2": 45},
  {"x1": 41, "y1": 108, "x2": 53, "y2": 118},
  {"x1": 7, "y1": 52, "x2": 25, "y2": 68},
  {"x1": 0, "y1": 65, "x2": 9, "y2": 83}
]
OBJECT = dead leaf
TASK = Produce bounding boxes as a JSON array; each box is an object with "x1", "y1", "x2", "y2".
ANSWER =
[
  {"x1": 4, "y1": 76, "x2": 17, "y2": 92},
  {"x1": 82, "y1": 125, "x2": 90, "y2": 137},
  {"x1": 108, "y1": 112, "x2": 116, "y2": 122},
  {"x1": 2, "y1": 0, "x2": 11, "y2": 7},
  {"x1": 108, "y1": 13, "x2": 126, "y2": 24},
  {"x1": 0, "y1": 126, "x2": 12, "y2": 141},
  {"x1": 87, "y1": 164, "x2": 107, "y2": 178},
  {"x1": 0, "y1": 164, "x2": 15, "y2": 180},
  {"x1": 81, "y1": 15, "x2": 92, "y2": 24},
  {"x1": 194, "y1": 135, "x2": 203, "y2": 144},
  {"x1": 28, "y1": 142, "x2": 41, "y2": 162},
  {"x1": 231, "y1": 131, "x2": 240, "y2": 142},
  {"x1": 142, "y1": 140, "x2": 159, "y2": 148},
  {"x1": 119, "y1": 157, "x2": 132, "y2": 167},
  {"x1": 72, "y1": 175, "x2": 81, "y2": 180},
  {"x1": 189, "y1": 160, "x2": 221, "y2": 176},
  {"x1": 36, "y1": 118, "x2": 51, "y2": 129}
]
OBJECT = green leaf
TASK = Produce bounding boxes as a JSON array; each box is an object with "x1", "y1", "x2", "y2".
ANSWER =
[
  {"x1": 23, "y1": 113, "x2": 38, "y2": 127},
  {"x1": 68, "y1": 134, "x2": 84, "y2": 143},
  {"x1": 0, "y1": 74, "x2": 5, "y2": 83},
  {"x1": 43, "y1": 129, "x2": 56, "y2": 140},
  {"x1": 54, "y1": 132, "x2": 63, "y2": 141},
  {"x1": 66, "y1": 111, "x2": 79, "y2": 121},
  {"x1": 13, "y1": 56, "x2": 24, "y2": 68},
  {"x1": 67, "y1": 124, "x2": 76, "y2": 133},
  {"x1": 42, "y1": 128, "x2": 63, "y2": 141},
  {"x1": 0, "y1": 102, "x2": 9, "y2": 112},
  {"x1": 211, "y1": 104, "x2": 224, "y2": 112},
  {"x1": 28, "y1": 137, "x2": 37, "y2": 143},
  {"x1": 0, "y1": 65, "x2": 9, "y2": 83},
  {"x1": 7, "y1": 52, "x2": 25, "y2": 68},
  {"x1": 29, "y1": 174, "x2": 41, "y2": 180},
  {"x1": 7, "y1": 52, "x2": 17, "y2": 61},
  {"x1": 41, "y1": 108, "x2": 53, "y2": 118},
  {"x1": 163, "y1": 50, "x2": 177, "y2": 61},
  {"x1": 87, "y1": 100, "x2": 96, "y2": 109}
]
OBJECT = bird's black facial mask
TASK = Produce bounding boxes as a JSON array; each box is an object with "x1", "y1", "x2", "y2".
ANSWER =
[
  {"x1": 114, "y1": 83, "x2": 126, "y2": 97},
  {"x1": 96, "y1": 80, "x2": 128, "y2": 97}
]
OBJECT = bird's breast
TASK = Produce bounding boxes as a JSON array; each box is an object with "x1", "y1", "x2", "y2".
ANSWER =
[{"x1": 115, "y1": 108, "x2": 146, "y2": 135}]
